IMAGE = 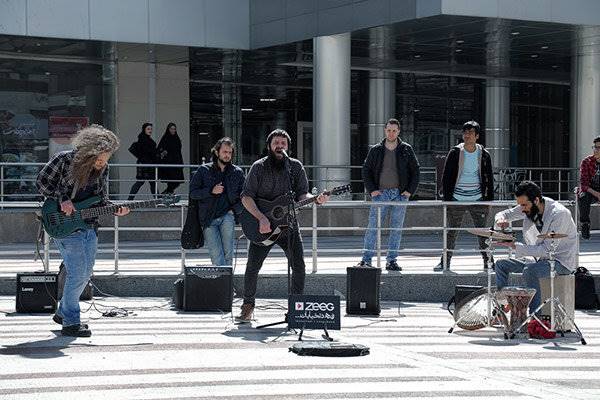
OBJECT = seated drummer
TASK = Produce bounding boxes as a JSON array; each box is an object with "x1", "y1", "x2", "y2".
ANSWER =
[{"x1": 494, "y1": 181, "x2": 577, "y2": 314}]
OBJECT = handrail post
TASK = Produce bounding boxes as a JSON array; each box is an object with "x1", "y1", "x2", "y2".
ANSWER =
[
  {"x1": 181, "y1": 205, "x2": 186, "y2": 272},
  {"x1": 43, "y1": 231, "x2": 50, "y2": 272},
  {"x1": 312, "y1": 201, "x2": 318, "y2": 273},
  {"x1": 574, "y1": 187, "x2": 580, "y2": 269},
  {"x1": 114, "y1": 215, "x2": 119, "y2": 274},
  {"x1": 558, "y1": 170, "x2": 562, "y2": 200},
  {"x1": 443, "y1": 203, "x2": 448, "y2": 270},
  {"x1": 376, "y1": 205, "x2": 382, "y2": 269},
  {"x1": 155, "y1": 167, "x2": 159, "y2": 199}
]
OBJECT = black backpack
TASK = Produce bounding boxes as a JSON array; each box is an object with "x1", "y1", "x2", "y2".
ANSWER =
[{"x1": 575, "y1": 267, "x2": 600, "y2": 310}]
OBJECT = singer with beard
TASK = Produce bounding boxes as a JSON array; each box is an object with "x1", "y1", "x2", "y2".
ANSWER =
[
  {"x1": 493, "y1": 181, "x2": 577, "y2": 314},
  {"x1": 189, "y1": 137, "x2": 244, "y2": 266},
  {"x1": 236, "y1": 129, "x2": 330, "y2": 322}
]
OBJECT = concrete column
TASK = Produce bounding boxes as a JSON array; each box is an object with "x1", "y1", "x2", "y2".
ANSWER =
[
  {"x1": 571, "y1": 26, "x2": 600, "y2": 170},
  {"x1": 368, "y1": 26, "x2": 395, "y2": 145},
  {"x1": 485, "y1": 20, "x2": 511, "y2": 169},
  {"x1": 313, "y1": 33, "x2": 351, "y2": 190}
]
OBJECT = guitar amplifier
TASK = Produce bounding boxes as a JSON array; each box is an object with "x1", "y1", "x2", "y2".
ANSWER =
[
  {"x1": 346, "y1": 267, "x2": 381, "y2": 315},
  {"x1": 16, "y1": 272, "x2": 58, "y2": 313},
  {"x1": 184, "y1": 266, "x2": 232, "y2": 312}
]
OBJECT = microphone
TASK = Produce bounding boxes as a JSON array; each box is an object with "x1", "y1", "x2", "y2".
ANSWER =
[{"x1": 279, "y1": 149, "x2": 290, "y2": 159}]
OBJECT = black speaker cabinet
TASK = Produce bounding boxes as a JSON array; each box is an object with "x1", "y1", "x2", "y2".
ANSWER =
[
  {"x1": 184, "y1": 266, "x2": 232, "y2": 312},
  {"x1": 16, "y1": 272, "x2": 58, "y2": 313},
  {"x1": 346, "y1": 266, "x2": 381, "y2": 315}
]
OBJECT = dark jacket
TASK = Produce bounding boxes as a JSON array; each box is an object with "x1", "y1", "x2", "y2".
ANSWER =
[
  {"x1": 189, "y1": 162, "x2": 245, "y2": 226},
  {"x1": 441, "y1": 143, "x2": 494, "y2": 201},
  {"x1": 362, "y1": 139, "x2": 420, "y2": 196},
  {"x1": 129, "y1": 133, "x2": 159, "y2": 180},
  {"x1": 157, "y1": 133, "x2": 184, "y2": 182}
]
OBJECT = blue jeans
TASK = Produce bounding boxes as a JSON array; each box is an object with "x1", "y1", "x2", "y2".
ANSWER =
[
  {"x1": 54, "y1": 228, "x2": 97, "y2": 327},
  {"x1": 362, "y1": 188, "x2": 408, "y2": 263},
  {"x1": 203, "y1": 211, "x2": 235, "y2": 266},
  {"x1": 495, "y1": 258, "x2": 571, "y2": 313}
]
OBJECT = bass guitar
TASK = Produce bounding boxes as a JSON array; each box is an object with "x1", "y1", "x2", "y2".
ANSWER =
[{"x1": 41, "y1": 195, "x2": 179, "y2": 238}]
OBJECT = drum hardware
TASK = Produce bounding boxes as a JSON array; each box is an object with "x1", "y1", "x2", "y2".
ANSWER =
[
  {"x1": 448, "y1": 229, "x2": 513, "y2": 335},
  {"x1": 509, "y1": 233, "x2": 587, "y2": 345}
]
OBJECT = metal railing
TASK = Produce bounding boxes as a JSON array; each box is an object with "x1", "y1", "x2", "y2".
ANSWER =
[
  {"x1": 3, "y1": 198, "x2": 595, "y2": 275},
  {"x1": 0, "y1": 161, "x2": 580, "y2": 203}
]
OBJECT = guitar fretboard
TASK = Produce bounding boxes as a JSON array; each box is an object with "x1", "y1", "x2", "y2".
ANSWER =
[
  {"x1": 294, "y1": 191, "x2": 332, "y2": 209},
  {"x1": 80, "y1": 199, "x2": 160, "y2": 219}
]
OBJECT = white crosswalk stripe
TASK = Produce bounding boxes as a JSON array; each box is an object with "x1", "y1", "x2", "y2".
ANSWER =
[{"x1": 1, "y1": 297, "x2": 599, "y2": 399}]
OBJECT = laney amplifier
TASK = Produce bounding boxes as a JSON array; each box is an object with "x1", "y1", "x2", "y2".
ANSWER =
[
  {"x1": 183, "y1": 265, "x2": 233, "y2": 312},
  {"x1": 346, "y1": 266, "x2": 381, "y2": 315},
  {"x1": 16, "y1": 272, "x2": 58, "y2": 313}
]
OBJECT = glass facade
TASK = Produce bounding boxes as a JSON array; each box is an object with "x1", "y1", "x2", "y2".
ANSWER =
[{"x1": 0, "y1": 36, "x2": 113, "y2": 199}]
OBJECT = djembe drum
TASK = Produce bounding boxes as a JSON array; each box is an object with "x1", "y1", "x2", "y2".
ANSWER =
[{"x1": 496, "y1": 286, "x2": 536, "y2": 333}]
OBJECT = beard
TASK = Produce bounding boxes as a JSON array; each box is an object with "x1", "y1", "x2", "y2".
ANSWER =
[
  {"x1": 268, "y1": 149, "x2": 286, "y2": 170},
  {"x1": 524, "y1": 202, "x2": 541, "y2": 221},
  {"x1": 218, "y1": 157, "x2": 231, "y2": 166}
]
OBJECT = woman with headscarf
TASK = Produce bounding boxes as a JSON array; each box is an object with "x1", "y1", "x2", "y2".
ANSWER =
[
  {"x1": 157, "y1": 122, "x2": 184, "y2": 194},
  {"x1": 128, "y1": 122, "x2": 159, "y2": 200}
]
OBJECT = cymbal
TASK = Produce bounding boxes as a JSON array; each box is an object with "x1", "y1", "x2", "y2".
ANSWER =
[
  {"x1": 467, "y1": 228, "x2": 514, "y2": 241},
  {"x1": 537, "y1": 232, "x2": 568, "y2": 239}
]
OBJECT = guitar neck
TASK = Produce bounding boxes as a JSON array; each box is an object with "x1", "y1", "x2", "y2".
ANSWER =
[
  {"x1": 80, "y1": 199, "x2": 160, "y2": 219},
  {"x1": 294, "y1": 191, "x2": 330, "y2": 209}
]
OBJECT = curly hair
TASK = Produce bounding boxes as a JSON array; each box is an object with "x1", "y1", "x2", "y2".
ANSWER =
[{"x1": 71, "y1": 124, "x2": 120, "y2": 188}]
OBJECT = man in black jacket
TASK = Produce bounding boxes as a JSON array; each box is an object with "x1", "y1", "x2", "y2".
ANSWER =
[
  {"x1": 434, "y1": 120, "x2": 494, "y2": 271},
  {"x1": 357, "y1": 118, "x2": 420, "y2": 271},
  {"x1": 189, "y1": 137, "x2": 245, "y2": 266}
]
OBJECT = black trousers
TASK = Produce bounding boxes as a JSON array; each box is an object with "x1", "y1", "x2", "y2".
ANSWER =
[
  {"x1": 578, "y1": 192, "x2": 599, "y2": 224},
  {"x1": 446, "y1": 204, "x2": 490, "y2": 261},
  {"x1": 243, "y1": 229, "x2": 305, "y2": 306},
  {"x1": 161, "y1": 182, "x2": 181, "y2": 194},
  {"x1": 128, "y1": 180, "x2": 157, "y2": 200}
]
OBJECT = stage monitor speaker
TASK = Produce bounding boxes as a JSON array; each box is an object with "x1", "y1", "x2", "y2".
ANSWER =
[
  {"x1": 184, "y1": 266, "x2": 232, "y2": 312},
  {"x1": 16, "y1": 272, "x2": 58, "y2": 313},
  {"x1": 346, "y1": 266, "x2": 380, "y2": 315}
]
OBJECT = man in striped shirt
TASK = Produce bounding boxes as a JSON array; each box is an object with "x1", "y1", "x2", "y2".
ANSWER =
[{"x1": 435, "y1": 121, "x2": 494, "y2": 271}]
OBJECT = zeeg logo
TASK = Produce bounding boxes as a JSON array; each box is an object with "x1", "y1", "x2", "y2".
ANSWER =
[{"x1": 295, "y1": 302, "x2": 335, "y2": 312}]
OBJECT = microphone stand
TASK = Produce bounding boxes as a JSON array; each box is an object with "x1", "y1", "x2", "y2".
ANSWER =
[{"x1": 256, "y1": 152, "x2": 297, "y2": 329}]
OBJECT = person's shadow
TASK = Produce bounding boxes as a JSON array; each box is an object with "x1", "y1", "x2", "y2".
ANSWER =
[{"x1": 1, "y1": 332, "x2": 77, "y2": 359}]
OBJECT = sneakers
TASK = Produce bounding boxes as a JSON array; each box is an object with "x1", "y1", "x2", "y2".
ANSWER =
[
  {"x1": 355, "y1": 260, "x2": 372, "y2": 268},
  {"x1": 385, "y1": 260, "x2": 402, "y2": 271},
  {"x1": 582, "y1": 223, "x2": 591, "y2": 240},
  {"x1": 61, "y1": 324, "x2": 92, "y2": 337},
  {"x1": 236, "y1": 303, "x2": 254, "y2": 323},
  {"x1": 53, "y1": 314, "x2": 88, "y2": 329}
]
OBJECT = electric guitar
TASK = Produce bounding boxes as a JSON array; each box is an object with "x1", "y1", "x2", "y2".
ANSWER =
[
  {"x1": 40, "y1": 195, "x2": 179, "y2": 239},
  {"x1": 239, "y1": 185, "x2": 351, "y2": 246}
]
